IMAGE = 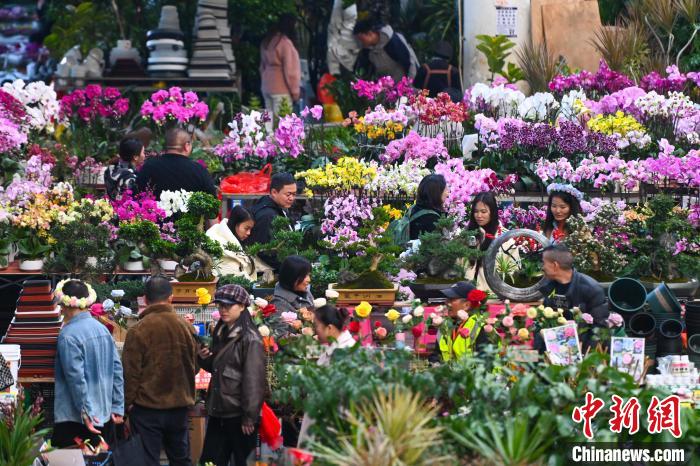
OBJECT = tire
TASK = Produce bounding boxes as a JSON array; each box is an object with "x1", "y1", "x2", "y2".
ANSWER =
[{"x1": 483, "y1": 228, "x2": 551, "y2": 302}]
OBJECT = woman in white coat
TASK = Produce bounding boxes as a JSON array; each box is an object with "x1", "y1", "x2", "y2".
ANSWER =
[
  {"x1": 206, "y1": 205, "x2": 273, "y2": 282},
  {"x1": 465, "y1": 192, "x2": 515, "y2": 292}
]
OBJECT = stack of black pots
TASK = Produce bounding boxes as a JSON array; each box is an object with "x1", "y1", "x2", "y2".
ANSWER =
[
  {"x1": 627, "y1": 312, "x2": 657, "y2": 360},
  {"x1": 685, "y1": 300, "x2": 700, "y2": 366}
]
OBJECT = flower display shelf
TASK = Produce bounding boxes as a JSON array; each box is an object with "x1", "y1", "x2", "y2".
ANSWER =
[
  {"x1": 328, "y1": 283, "x2": 397, "y2": 306},
  {"x1": 171, "y1": 278, "x2": 218, "y2": 303}
]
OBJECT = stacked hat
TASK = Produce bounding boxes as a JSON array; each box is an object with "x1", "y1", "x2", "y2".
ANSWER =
[
  {"x1": 189, "y1": 0, "x2": 234, "y2": 79},
  {"x1": 146, "y1": 5, "x2": 188, "y2": 77}
]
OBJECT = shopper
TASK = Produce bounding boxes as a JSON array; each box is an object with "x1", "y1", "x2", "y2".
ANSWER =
[
  {"x1": 198, "y1": 285, "x2": 266, "y2": 466},
  {"x1": 260, "y1": 13, "x2": 301, "y2": 115},
  {"x1": 435, "y1": 281, "x2": 490, "y2": 362},
  {"x1": 465, "y1": 191, "x2": 512, "y2": 291},
  {"x1": 247, "y1": 172, "x2": 297, "y2": 271},
  {"x1": 543, "y1": 183, "x2": 582, "y2": 242},
  {"x1": 409, "y1": 174, "x2": 448, "y2": 240},
  {"x1": 53, "y1": 279, "x2": 124, "y2": 448},
  {"x1": 538, "y1": 244, "x2": 608, "y2": 325},
  {"x1": 413, "y1": 41, "x2": 462, "y2": 97},
  {"x1": 206, "y1": 205, "x2": 274, "y2": 282},
  {"x1": 297, "y1": 304, "x2": 356, "y2": 446},
  {"x1": 327, "y1": 0, "x2": 360, "y2": 76},
  {"x1": 104, "y1": 138, "x2": 145, "y2": 199},
  {"x1": 353, "y1": 19, "x2": 419, "y2": 81},
  {"x1": 271, "y1": 255, "x2": 314, "y2": 315},
  {"x1": 136, "y1": 128, "x2": 217, "y2": 197},
  {"x1": 122, "y1": 276, "x2": 197, "y2": 466}
]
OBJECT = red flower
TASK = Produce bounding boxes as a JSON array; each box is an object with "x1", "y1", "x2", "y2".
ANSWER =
[
  {"x1": 374, "y1": 321, "x2": 381, "y2": 328},
  {"x1": 261, "y1": 304, "x2": 276, "y2": 318},
  {"x1": 348, "y1": 321, "x2": 360, "y2": 333},
  {"x1": 458, "y1": 327, "x2": 471, "y2": 338},
  {"x1": 427, "y1": 327, "x2": 438, "y2": 336},
  {"x1": 412, "y1": 325, "x2": 423, "y2": 338},
  {"x1": 467, "y1": 289, "x2": 488, "y2": 305}
]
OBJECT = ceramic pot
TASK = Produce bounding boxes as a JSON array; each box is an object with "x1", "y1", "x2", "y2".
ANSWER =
[
  {"x1": 123, "y1": 260, "x2": 144, "y2": 272},
  {"x1": 19, "y1": 258, "x2": 44, "y2": 271}
]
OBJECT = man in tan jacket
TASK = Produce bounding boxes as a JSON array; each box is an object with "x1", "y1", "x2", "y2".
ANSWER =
[{"x1": 122, "y1": 276, "x2": 197, "y2": 466}]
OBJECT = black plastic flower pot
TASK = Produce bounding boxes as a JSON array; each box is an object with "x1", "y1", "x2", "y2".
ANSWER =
[
  {"x1": 656, "y1": 318, "x2": 684, "y2": 357},
  {"x1": 686, "y1": 300, "x2": 700, "y2": 314},
  {"x1": 608, "y1": 278, "x2": 647, "y2": 326},
  {"x1": 628, "y1": 312, "x2": 656, "y2": 339}
]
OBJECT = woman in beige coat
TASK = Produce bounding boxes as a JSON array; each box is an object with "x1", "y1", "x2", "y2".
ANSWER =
[{"x1": 206, "y1": 205, "x2": 273, "y2": 282}]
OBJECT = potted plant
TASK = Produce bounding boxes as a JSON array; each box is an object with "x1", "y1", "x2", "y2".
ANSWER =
[
  {"x1": 622, "y1": 195, "x2": 700, "y2": 298},
  {"x1": 151, "y1": 238, "x2": 179, "y2": 272},
  {"x1": 170, "y1": 193, "x2": 223, "y2": 302},
  {"x1": 17, "y1": 235, "x2": 51, "y2": 271},
  {"x1": 114, "y1": 220, "x2": 160, "y2": 272},
  {"x1": 563, "y1": 202, "x2": 631, "y2": 291},
  {"x1": 400, "y1": 216, "x2": 481, "y2": 300},
  {"x1": 0, "y1": 222, "x2": 15, "y2": 270},
  {"x1": 323, "y1": 205, "x2": 402, "y2": 305}
]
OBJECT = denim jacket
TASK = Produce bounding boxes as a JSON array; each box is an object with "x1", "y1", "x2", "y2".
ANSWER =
[{"x1": 54, "y1": 312, "x2": 124, "y2": 425}]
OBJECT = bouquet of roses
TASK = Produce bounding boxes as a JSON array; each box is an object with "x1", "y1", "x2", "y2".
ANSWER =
[{"x1": 482, "y1": 300, "x2": 534, "y2": 347}]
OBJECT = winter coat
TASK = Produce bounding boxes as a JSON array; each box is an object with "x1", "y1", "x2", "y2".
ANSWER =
[
  {"x1": 327, "y1": 0, "x2": 360, "y2": 74},
  {"x1": 206, "y1": 220, "x2": 274, "y2": 283},
  {"x1": 270, "y1": 283, "x2": 314, "y2": 315},
  {"x1": 247, "y1": 195, "x2": 293, "y2": 271},
  {"x1": 260, "y1": 33, "x2": 301, "y2": 100},
  {"x1": 198, "y1": 322, "x2": 266, "y2": 423},
  {"x1": 122, "y1": 304, "x2": 197, "y2": 410},
  {"x1": 356, "y1": 25, "x2": 418, "y2": 81},
  {"x1": 408, "y1": 203, "x2": 443, "y2": 240},
  {"x1": 104, "y1": 161, "x2": 137, "y2": 199}
]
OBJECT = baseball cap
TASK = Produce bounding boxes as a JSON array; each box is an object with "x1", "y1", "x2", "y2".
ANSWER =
[
  {"x1": 214, "y1": 284, "x2": 250, "y2": 307},
  {"x1": 440, "y1": 281, "x2": 476, "y2": 299}
]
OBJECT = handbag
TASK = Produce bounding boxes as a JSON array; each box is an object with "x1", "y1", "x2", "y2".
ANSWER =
[
  {"x1": 0, "y1": 354, "x2": 14, "y2": 391},
  {"x1": 220, "y1": 164, "x2": 273, "y2": 194},
  {"x1": 111, "y1": 431, "x2": 148, "y2": 466}
]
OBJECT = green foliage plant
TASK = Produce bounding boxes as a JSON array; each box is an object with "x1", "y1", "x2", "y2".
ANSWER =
[{"x1": 475, "y1": 34, "x2": 525, "y2": 83}]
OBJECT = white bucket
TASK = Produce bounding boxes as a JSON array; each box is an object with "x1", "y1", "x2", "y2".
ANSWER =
[{"x1": 0, "y1": 344, "x2": 21, "y2": 390}]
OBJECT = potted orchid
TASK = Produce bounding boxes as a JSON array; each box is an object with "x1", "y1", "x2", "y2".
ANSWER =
[{"x1": 140, "y1": 87, "x2": 209, "y2": 136}]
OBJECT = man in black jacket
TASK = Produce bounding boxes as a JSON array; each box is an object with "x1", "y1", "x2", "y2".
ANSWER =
[
  {"x1": 136, "y1": 128, "x2": 217, "y2": 198},
  {"x1": 246, "y1": 172, "x2": 297, "y2": 271},
  {"x1": 539, "y1": 244, "x2": 609, "y2": 324},
  {"x1": 353, "y1": 20, "x2": 418, "y2": 81}
]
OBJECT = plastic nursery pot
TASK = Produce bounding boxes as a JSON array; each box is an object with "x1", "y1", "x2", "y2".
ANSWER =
[
  {"x1": 686, "y1": 300, "x2": 700, "y2": 315},
  {"x1": 646, "y1": 283, "x2": 683, "y2": 316},
  {"x1": 656, "y1": 318, "x2": 684, "y2": 357},
  {"x1": 688, "y1": 334, "x2": 700, "y2": 356},
  {"x1": 608, "y1": 278, "x2": 647, "y2": 325},
  {"x1": 627, "y1": 312, "x2": 656, "y2": 339}
]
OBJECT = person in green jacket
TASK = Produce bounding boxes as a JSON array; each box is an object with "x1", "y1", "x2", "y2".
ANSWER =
[{"x1": 437, "y1": 281, "x2": 489, "y2": 362}]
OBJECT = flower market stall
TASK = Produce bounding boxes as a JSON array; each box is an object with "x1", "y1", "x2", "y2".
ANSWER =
[{"x1": 1, "y1": 47, "x2": 700, "y2": 464}]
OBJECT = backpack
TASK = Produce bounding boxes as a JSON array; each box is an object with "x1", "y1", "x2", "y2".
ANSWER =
[{"x1": 391, "y1": 206, "x2": 438, "y2": 246}]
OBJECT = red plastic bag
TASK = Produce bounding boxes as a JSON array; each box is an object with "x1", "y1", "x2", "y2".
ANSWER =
[
  {"x1": 220, "y1": 164, "x2": 272, "y2": 194},
  {"x1": 259, "y1": 402, "x2": 282, "y2": 449}
]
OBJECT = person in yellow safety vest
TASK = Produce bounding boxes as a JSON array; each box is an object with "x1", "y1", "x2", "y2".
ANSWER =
[{"x1": 437, "y1": 281, "x2": 489, "y2": 362}]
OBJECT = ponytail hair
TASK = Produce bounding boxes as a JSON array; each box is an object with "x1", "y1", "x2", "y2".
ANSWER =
[{"x1": 314, "y1": 305, "x2": 349, "y2": 331}]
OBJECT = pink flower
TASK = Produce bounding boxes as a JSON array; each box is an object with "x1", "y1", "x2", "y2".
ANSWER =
[
  {"x1": 502, "y1": 316, "x2": 514, "y2": 327},
  {"x1": 375, "y1": 327, "x2": 388, "y2": 339},
  {"x1": 564, "y1": 327, "x2": 576, "y2": 338},
  {"x1": 212, "y1": 310, "x2": 221, "y2": 321},
  {"x1": 281, "y1": 311, "x2": 298, "y2": 324},
  {"x1": 458, "y1": 327, "x2": 470, "y2": 338},
  {"x1": 581, "y1": 313, "x2": 594, "y2": 324},
  {"x1": 310, "y1": 105, "x2": 323, "y2": 120},
  {"x1": 483, "y1": 324, "x2": 494, "y2": 333}
]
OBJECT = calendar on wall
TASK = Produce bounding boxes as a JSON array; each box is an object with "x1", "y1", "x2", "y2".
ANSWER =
[{"x1": 496, "y1": 6, "x2": 518, "y2": 37}]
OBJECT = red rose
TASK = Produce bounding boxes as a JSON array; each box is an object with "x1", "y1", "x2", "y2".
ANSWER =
[
  {"x1": 458, "y1": 327, "x2": 471, "y2": 338},
  {"x1": 374, "y1": 321, "x2": 382, "y2": 328},
  {"x1": 261, "y1": 304, "x2": 276, "y2": 318},
  {"x1": 412, "y1": 325, "x2": 423, "y2": 338},
  {"x1": 348, "y1": 321, "x2": 360, "y2": 333},
  {"x1": 467, "y1": 289, "x2": 488, "y2": 305},
  {"x1": 427, "y1": 327, "x2": 438, "y2": 336}
]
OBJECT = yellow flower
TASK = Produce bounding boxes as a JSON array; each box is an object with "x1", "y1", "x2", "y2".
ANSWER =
[
  {"x1": 517, "y1": 328, "x2": 529, "y2": 339},
  {"x1": 195, "y1": 288, "x2": 209, "y2": 297},
  {"x1": 526, "y1": 307, "x2": 538, "y2": 319},
  {"x1": 197, "y1": 292, "x2": 211, "y2": 306},
  {"x1": 385, "y1": 308, "x2": 400, "y2": 321},
  {"x1": 355, "y1": 301, "x2": 372, "y2": 318},
  {"x1": 557, "y1": 316, "x2": 568, "y2": 325}
]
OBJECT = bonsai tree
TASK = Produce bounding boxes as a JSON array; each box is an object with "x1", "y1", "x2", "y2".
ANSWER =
[
  {"x1": 173, "y1": 192, "x2": 224, "y2": 281},
  {"x1": 248, "y1": 216, "x2": 316, "y2": 275},
  {"x1": 623, "y1": 195, "x2": 700, "y2": 282},
  {"x1": 401, "y1": 216, "x2": 481, "y2": 283},
  {"x1": 563, "y1": 203, "x2": 631, "y2": 282},
  {"x1": 114, "y1": 220, "x2": 161, "y2": 269},
  {"x1": 323, "y1": 206, "x2": 402, "y2": 289}
]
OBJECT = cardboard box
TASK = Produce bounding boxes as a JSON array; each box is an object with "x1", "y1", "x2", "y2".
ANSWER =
[{"x1": 189, "y1": 415, "x2": 206, "y2": 464}]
